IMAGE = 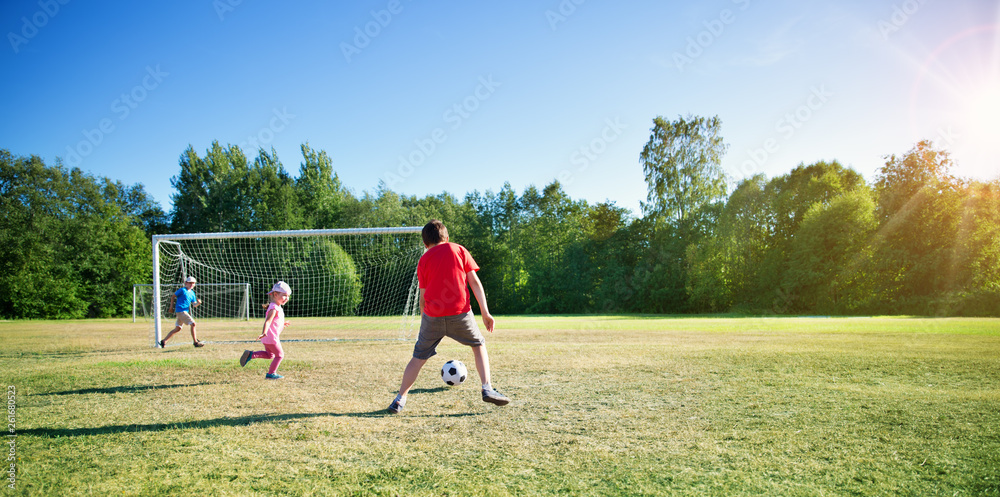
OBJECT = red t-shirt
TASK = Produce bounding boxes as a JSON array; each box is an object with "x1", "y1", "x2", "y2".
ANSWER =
[{"x1": 418, "y1": 242, "x2": 480, "y2": 317}]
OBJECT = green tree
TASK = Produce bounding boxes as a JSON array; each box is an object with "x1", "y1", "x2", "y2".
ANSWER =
[
  {"x1": 347, "y1": 183, "x2": 409, "y2": 228},
  {"x1": 296, "y1": 143, "x2": 352, "y2": 229},
  {"x1": 1, "y1": 152, "x2": 82, "y2": 318},
  {"x1": 464, "y1": 183, "x2": 527, "y2": 313},
  {"x1": 637, "y1": 115, "x2": 728, "y2": 312},
  {"x1": 784, "y1": 188, "x2": 878, "y2": 313},
  {"x1": 955, "y1": 180, "x2": 1000, "y2": 315},
  {"x1": 105, "y1": 180, "x2": 169, "y2": 237},
  {"x1": 401, "y1": 192, "x2": 469, "y2": 231},
  {"x1": 765, "y1": 161, "x2": 865, "y2": 245},
  {"x1": 874, "y1": 140, "x2": 953, "y2": 222},
  {"x1": 687, "y1": 174, "x2": 771, "y2": 312},
  {"x1": 582, "y1": 202, "x2": 639, "y2": 312},
  {"x1": 169, "y1": 144, "x2": 218, "y2": 233},
  {"x1": 867, "y1": 143, "x2": 965, "y2": 314},
  {"x1": 245, "y1": 147, "x2": 303, "y2": 230},
  {"x1": 639, "y1": 115, "x2": 728, "y2": 228},
  {"x1": 274, "y1": 238, "x2": 362, "y2": 317},
  {"x1": 170, "y1": 142, "x2": 301, "y2": 233},
  {"x1": 758, "y1": 160, "x2": 866, "y2": 312},
  {"x1": 0, "y1": 151, "x2": 150, "y2": 318},
  {"x1": 517, "y1": 181, "x2": 590, "y2": 313}
]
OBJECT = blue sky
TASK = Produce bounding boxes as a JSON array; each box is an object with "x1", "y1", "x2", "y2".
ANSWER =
[{"x1": 3, "y1": 1, "x2": 998, "y2": 215}]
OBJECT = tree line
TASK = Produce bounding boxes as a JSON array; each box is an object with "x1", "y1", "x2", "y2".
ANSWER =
[{"x1": 2, "y1": 115, "x2": 998, "y2": 319}]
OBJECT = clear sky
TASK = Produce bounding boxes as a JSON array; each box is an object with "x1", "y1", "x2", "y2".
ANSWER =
[{"x1": 3, "y1": 1, "x2": 998, "y2": 215}]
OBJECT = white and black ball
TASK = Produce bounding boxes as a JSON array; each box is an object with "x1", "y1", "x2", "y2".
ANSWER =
[{"x1": 441, "y1": 360, "x2": 467, "y2": 386}]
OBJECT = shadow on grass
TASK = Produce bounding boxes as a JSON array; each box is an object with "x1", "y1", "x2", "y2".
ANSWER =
[
  {"x1": 19, "y1": 410, "x2": 479, "y2": 438},
  {"x1": 35, "y1": 382, "x2": 216, "y2": 397},
  {"x1": 409, "y1": 386, "x2": 448, "y2": 394},
  {"x1": 0, "y1": 349, "x2": 130, "y2": 359}
]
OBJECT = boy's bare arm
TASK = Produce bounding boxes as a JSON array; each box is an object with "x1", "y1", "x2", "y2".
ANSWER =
[{"x1": 467, "y1": 270, "x2": 495, "y2": 333}]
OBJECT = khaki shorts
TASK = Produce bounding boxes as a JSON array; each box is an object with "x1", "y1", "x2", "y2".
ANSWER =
[
  {"x1": 412, "y1": 312, "x2": 485, "y2": 360},
  {"x1": 175, "y1": 311, "x2": 196, "y2": 326}
]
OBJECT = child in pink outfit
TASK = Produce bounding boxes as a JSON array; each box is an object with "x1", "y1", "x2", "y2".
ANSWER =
[{"x1": 240, "y1": 281, "x2": 291, "y2": 379}]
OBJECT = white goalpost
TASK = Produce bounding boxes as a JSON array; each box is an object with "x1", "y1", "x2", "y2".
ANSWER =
[{"x1": 149, "y1": 227, "x2": 423, "y2": 347}]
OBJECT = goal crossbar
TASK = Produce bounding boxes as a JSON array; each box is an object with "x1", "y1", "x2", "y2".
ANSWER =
[{"x1": 153, "y1": 227, "x2": 422, "y2": 242}]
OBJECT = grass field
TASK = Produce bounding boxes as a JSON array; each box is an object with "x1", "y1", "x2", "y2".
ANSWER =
[{"x1": 3, "y1": 316, "x2": 999, "y2": 496}]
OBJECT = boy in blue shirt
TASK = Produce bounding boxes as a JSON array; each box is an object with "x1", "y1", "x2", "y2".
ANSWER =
[{"x1": 160, "y1": 276, "x2": 204, "y2": 347}]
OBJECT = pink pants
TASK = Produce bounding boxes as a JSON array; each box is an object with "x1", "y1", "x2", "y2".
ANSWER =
[{"x1": 253, "y1": 342, "x2": 284, "y2": 375}]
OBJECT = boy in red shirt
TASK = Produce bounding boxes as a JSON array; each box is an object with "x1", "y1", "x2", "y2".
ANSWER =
[{"x1": 387, "y1": 219, "x2": 510, "y2": 413}]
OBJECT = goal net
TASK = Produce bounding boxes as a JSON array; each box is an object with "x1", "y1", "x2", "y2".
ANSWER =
[
  {"x1": 135, "y1": 283, "x2": 251, "y2": 322},
  {"x1": 150, "y1": 227, "x2": 423, "y2": 347}
]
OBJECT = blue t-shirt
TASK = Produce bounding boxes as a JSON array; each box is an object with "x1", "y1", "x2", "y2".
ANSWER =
[{"x1": 174, "y1": 288, "x2": 197, "y2": 312}]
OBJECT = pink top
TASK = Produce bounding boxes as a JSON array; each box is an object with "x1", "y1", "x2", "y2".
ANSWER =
[{"x1": 261, "y1": 302, "x2": 285, "y2": 345}]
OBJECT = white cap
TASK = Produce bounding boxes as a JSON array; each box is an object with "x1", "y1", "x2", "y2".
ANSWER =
[
  {"x1": 269, "y1": 281, "x2": 291, "y2": 295},
  {"x1": 185, "y1": 276, "x2": 197, "y2": 283}
]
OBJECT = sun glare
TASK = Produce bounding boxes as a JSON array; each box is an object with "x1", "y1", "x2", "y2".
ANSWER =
[
  {"x1": 908, "y1": 22, "x2": 1000, "y2": 181},
  {"x1": 964, "y1": 86, "x2": 1000, "y2": 132},
  {"x1": 954, "y1": 82, "x2": 1000, "y2": 179}
]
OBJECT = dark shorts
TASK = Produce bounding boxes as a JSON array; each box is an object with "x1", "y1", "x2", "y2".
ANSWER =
[{"x1": 412, "y1": 312, "x2": 486, "y2": 360}]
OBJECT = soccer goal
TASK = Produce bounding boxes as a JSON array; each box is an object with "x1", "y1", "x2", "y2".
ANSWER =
[
  {"x1": 150, "y1": 227, "x2": 424, "y2": 347},
  {"x1": 134, "y1": 283, "x2": 251, "y2": 322}
]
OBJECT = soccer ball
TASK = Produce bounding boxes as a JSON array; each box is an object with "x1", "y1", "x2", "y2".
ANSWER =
[{"x1": 441, "y1": 360, "x2": 467, "y2": 386}]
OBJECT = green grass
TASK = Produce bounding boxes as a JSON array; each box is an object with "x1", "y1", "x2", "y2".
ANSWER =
[{"x1": 3, "y1": 316, "x2": 999, "y2": 496}]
